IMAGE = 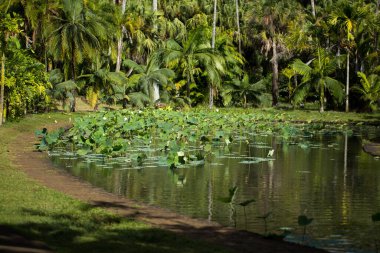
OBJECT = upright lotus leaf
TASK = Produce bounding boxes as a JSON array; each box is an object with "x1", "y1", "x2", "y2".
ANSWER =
[
  {"x1": 257, "y1": 212, "x2": 272, "y2": 234},
  {"x1": 35, "y1": 128, "x2": 49, "y2": 151},
  {"x1": 298, "y1": 215, "x2": 313, "y2": 226},
  {"x1": 298, "y1": 215, "x2": 313, "y2": 242},
  {"x1": 238, "y1": 199, "x2": 255, "y2": 230},
  {"x1": 238, "y1": 199, "x2": 255, "y2": 207},
  {"x1": 218, "y1": 186, "x2": 238, "y2": 204}
]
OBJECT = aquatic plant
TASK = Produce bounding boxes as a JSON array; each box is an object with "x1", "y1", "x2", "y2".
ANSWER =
[
  {"x1": 257, "y1": 212, "x2": 272, "y2": 234},
  {"x1": 238, "y1": 199, "x2": 255, "y2": 230},
  {"x1": 298, "y1": 215, "x2": 313, "y2": 242},
  {"x1": 38, "y1": 109, "x2": 356, "y2": 169},
  {"x1": 218, "y1": 186, "x2": 238, "y2": 227}
]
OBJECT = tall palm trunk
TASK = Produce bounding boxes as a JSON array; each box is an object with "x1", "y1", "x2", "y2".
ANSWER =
[
  {"x1": 211, "y1": 0, "x2": 217, "y2": 49},
  {"x1": 152, "y1": 0, "x2": 160, "y2": 103},
  {"x1": 345, "y1": 51, "x2": 350, "y2": 112},
  {"x1": 320, "y1": 82, "x2": 324, "y2": 113},
  {"x1": 0, "y1": 53, "x2": 5, "y2": 126},
  {"x1": 70, "y1": 44, "x2": 77, "y2": 112},
  {"x1": 153, "y1": 0, "x2": 157, "y2": 11},
  {"x1": 310, "y1": 0, "x2": 316, "y2": 18},
  {"x1": 116, "y1": 0, "x2": 127, "y2": 72},
  {"x1": 271, "y1": 39, "x2": 279, "y2": 106},
  {"x1": 235, "y1": 0, "x2": 241, "y2": 54},
  {"x1": 375, "y1": 0, "x2": 380, "y2": 53},
  {"x1": 209, "y1": 0, "x2": 217, "y2": 109}
]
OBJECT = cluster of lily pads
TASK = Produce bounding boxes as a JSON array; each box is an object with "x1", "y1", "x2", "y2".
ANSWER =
[{"x1": 37, "y1": 109, "x2": 352, "y2": 168}]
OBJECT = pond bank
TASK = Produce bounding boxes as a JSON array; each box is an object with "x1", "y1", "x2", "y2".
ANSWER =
[{"x1": 0, "y1": 112, "x2": 327, "y2": 253}]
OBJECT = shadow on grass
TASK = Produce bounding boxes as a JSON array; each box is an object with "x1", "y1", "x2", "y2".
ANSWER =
[{"x1": 0, "y1": 207, "x2": 227, "y2": 253}]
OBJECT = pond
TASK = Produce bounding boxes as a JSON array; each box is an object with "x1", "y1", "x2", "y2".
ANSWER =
[{"x1": 49, "y1": 127, "x2": 380, "y2": 253}]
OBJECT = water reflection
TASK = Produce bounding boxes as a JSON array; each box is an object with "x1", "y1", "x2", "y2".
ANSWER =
[{"x1": 50, "y1": 130, "x2": 380, "y2": 253}]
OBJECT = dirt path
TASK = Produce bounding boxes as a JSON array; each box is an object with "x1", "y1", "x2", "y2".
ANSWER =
[{"x1": 7, "y1": 122, "x2": 327, "y2": 253}]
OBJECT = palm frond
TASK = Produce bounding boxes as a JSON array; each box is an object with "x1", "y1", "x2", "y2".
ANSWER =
[
  {"x1": 291, "y1": 59, "x2": 312, "y2": 77},
  {"x1": 291, "y1": 82, "x2": 310, "y2": 104},
  {"x1": 123, "y1": 59, "x2": 145, "y2": 73},
  {"x1": 324, "y1": 77, "x2": 344, "y2": 103},
  {"x1": 127, "y1": 92, "x2": 151, "y2": 108},
  {"x1": 55, "y1": 80, "x2": 78, "y2": 91}
]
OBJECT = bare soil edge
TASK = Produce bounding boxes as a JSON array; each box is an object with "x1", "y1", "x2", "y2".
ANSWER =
[{"x1": 7, "y1": 122, "x2": 327, "y2": 253}]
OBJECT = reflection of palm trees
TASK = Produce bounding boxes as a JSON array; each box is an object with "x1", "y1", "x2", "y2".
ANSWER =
[{"x1": 208, "y1": 165, "x2": 213, "y2": 221}]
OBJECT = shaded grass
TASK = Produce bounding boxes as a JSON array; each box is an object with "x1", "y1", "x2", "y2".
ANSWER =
[{"x1": 0, "y1": 113, "x2": 230, "y2": 253}]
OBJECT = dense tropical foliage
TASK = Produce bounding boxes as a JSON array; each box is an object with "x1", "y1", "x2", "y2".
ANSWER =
[{"x1": 1, "y1": 0, "x2": 380, "y2": 123}]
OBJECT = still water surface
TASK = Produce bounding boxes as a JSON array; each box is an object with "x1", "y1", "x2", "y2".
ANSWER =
[{"x1": 50, "y1": 129, "x2": 380, "y2": 253}]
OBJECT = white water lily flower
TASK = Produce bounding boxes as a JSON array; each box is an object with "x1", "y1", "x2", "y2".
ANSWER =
[
  {"x1": 177, "y1": 151, "x2": 184, "y2": 157},
  {"x1": 267, "y1": 149, "x2": 274, "y2": 157},
  {"x1": 103, "y1": 117, "x2": 107, "y2": 120}
]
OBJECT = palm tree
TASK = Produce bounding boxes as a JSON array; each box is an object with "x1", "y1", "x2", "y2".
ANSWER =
[
  {"x1": 46, "y1": 0, "x2": 107, "y2": 111},
  {"x1": 78, "y1": 68, "x2": 128, "y2": 110},
  {"x1": 291, "y1": 47, "x2": 344, "y2": 112},
  {"x1": 46, "y1": 0, "x2": 105, "y2": 81},
  {"x1": 49, "y1": 69, "x2": 78, "y2": 111},
  {"x1": 353, "y1": 71, "x2": 380, "y2": 111},
  {"x1": 235, "y1": 0, "x2": 242, "y2": 54},
  {"x1": 330, "y1": 1, "x2": 365, "y2": 112},
  {"x1": 221, "y1": 74, "x2": 265, "y2": 108},
  {"x1": 211, "y1": 0, "x2": 217, "y2": 49},
  {"x1": 124, "y1": 55, "x2": 175, "y2": 103},
  {"x1": 161, "y1": 27, "x2": 225, "y2": 106},
  {"x1": 247, "y1": 0, "x2": 300, "y2": 106},
  {"x1": 115, "y1": 0, "x2": 127, "y2": 72}
]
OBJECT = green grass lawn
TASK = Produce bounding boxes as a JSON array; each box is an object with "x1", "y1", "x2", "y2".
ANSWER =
[{"x1": 0, "y1": 113, "x2": 229, "y2": 253}]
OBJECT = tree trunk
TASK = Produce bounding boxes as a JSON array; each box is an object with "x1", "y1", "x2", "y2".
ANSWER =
[
  {"x1": 271, "y1": 39, "x2": 279, "y2": 107},
  {"x1": 244, "y1": 94, "x2": 247, "y2": 108},
  {"x1": 211, "y1": 0, "x2": 217, "y2": 49},
  {"x1": 209, "y1": 0, "x2": 217, "y2": 109},
  {"x1": 345, "y1": 51, "x2": 350, "y2": 112},
  {"x1": 209, "y1": 85, "x2": 213, "y2": 109},
  {"x1": 151, "y1": 0, "x2": 160, "y2": 102},
  {"x1": 153, "y1": 83, "x2": 160, "y2": 103},
  {"x1": 320, "y1": 82, "x2": 324, "y2": 113},
  {"x1": 116, "y1": 0, "x2": 127, "y2": 72},
  {"x1": 0, "y1": 53, "x2": 5, "y2": 126},
  {"x1": 187, "y1": 74, "x2": 191, "y2": 98},
  {"x1": 235, "y1": 0, "x2": 241, "y2": 54},
  {"x1": 122, "y1": 97, "x2": 128, "y2": 109},
  {"x1": 70, "y1": 92, "x2": 76, "y2": 112},
  {"x1": 310, "y1": 0, "x2": 316, "y2": 18},
  {"x1": 375, "y1": 0, "x2": 380, "y2": 53},
  {"x1": 153, "y1": 0, "x2": 157, "y2": 11},
  {"x1": 71, "y1": 46, "x2": 76, "y2": 80},
  {"x1": 70, "y1": 43, "x2": 77, "y2": 112}
]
